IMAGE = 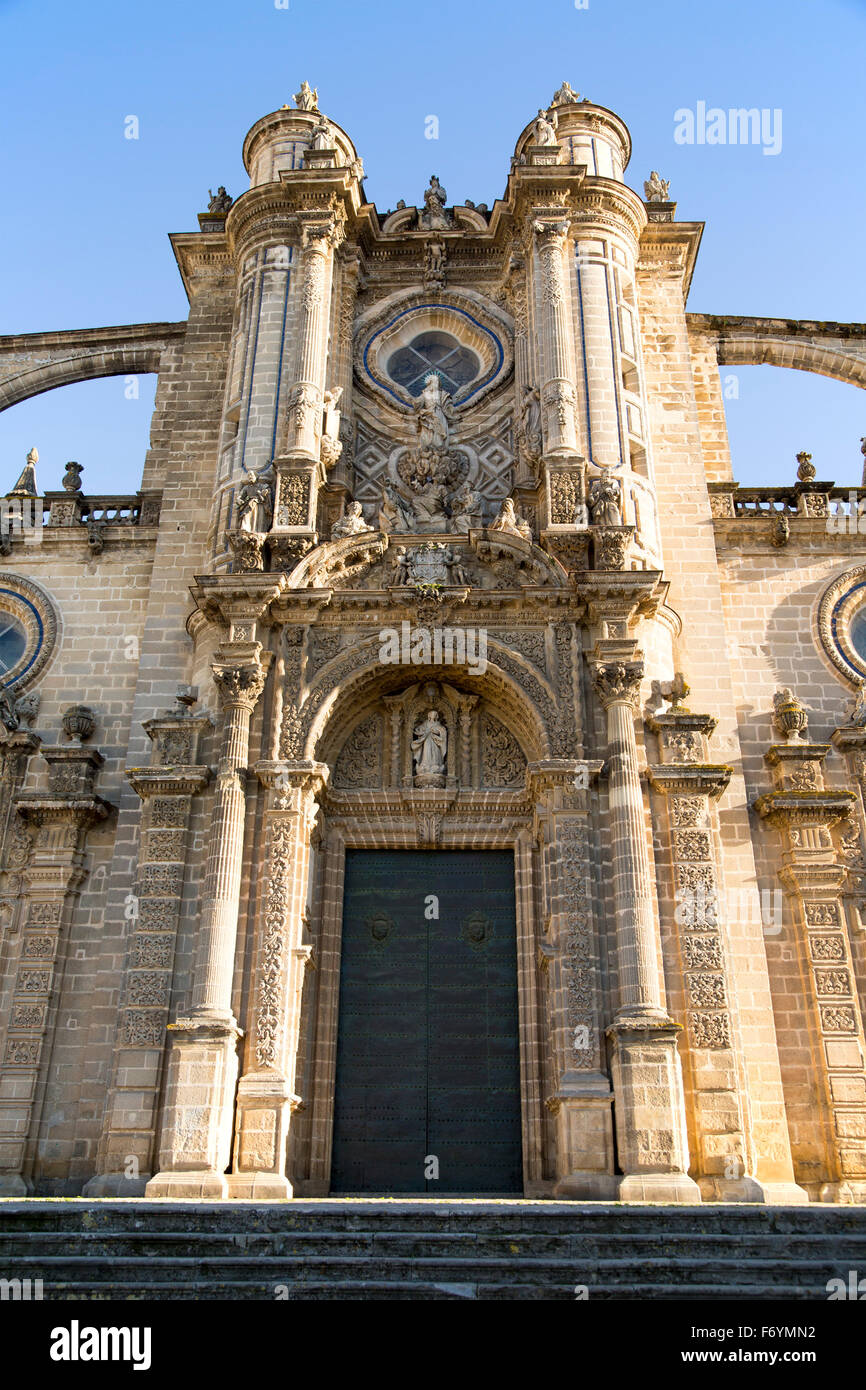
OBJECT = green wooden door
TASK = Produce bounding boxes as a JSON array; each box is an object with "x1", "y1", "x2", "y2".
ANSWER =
[{"x1": 331, "y1": 850, "x2": 523, "y2": 1194}]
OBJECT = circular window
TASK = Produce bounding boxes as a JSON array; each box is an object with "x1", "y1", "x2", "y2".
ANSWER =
[
  {"x1": 817, "y1": 566, "x2": 866, "y2": 684},
  {"x1": 387, "y1": 331, "x2": 481, "y2": 398},
  {"x1": 0, "y1": 615, "x2": 28, "y2": 679},
  {"x1": 0, "y1": 574, "x2": 59, "y2": 690}
]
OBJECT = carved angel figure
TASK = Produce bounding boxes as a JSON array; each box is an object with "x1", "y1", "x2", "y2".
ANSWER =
[
  {"x1": 331, "y1": 500, "x2": 373, "y2": 539},
  {"x1": 412, "y1": 709, "x2": 448, "y2": 784}
]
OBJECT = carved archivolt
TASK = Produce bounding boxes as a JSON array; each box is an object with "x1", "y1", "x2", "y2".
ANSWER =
[{"x1": 0, "y1": 571, "x2": 59, "y2": 690}]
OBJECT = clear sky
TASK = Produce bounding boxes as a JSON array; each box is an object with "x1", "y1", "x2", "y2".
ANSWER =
[{"x1": 0, "y1": 0, "x2": 862, "y2": 495}]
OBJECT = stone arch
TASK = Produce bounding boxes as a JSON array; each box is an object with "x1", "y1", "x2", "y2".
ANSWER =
[
  {"x1": 0, "y1": 322, "x2": 185, "y2": 413},
  {"x1": 302, "y1": 633, "x2": 556, "y2": 767},
  {"x1": 688, "y1": 313, "x2": 866, "y2": 390}
]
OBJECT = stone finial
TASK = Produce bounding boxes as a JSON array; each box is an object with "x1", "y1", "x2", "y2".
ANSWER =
[
  {"x1": 668, "y1": 672, "x2": 691, "y2": 712},
  {"x1": 8, "y1": 447, "x2": 38, "y2": 498},
  {"x1": 293, "y1": 80, "x2": 318, "y2": 111},
  {"x1": 644, "y1": 171, "x2": 671, "y2": 202},
  {"x1": 62, "y1": 461, "x2": 83, "y2": 494},
  {"x1": 61, "y1": 704, "x2": 96, "y2": 744},
  {"x1": 772, "y1": 688, "x2": 809, "y2": 742},
  {"x1": 207, "y1": 186, "x2": 233, "y2": 215},
  {"x1": 796, "y1": 450, "x2": 816, "y2": 483}
]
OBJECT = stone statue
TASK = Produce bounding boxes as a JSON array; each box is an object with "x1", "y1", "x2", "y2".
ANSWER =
[
  {"x1": 533, "y1": 107, "x2": 559, "y2": 147},
  {"x1": 551, "y1": 81, "x2": 580, "y2": 107},
  {"x1": 294, "y1": 81, "x2": 319, "y2": 111},
  {"x1": 848, "y1": 678, "x2": 866, "y2": 728},
  {"x1": 589, "y1": 469, "x2": 622, "y2": 526},
  {"x1": 421, "y1": 175, "x2": 449, "y2": 230},
  {"x1": 391, "y1": 545, "x2": 410, "y2": 585},
  {"x1": 425, "y1": 238, "x2": 446, "y2": 289},
  {"x1": 310, "y1": 116, "x2": 332, "y2": 150},
  {"x1": 442, "y1": 546, "x2": 469, "y2": 585},
  {"x1": 519, "y1": 385, "x2": 543, "y2": 465},
  {"x1": 236, "y1": 468, "x2": 274, "y2": 533},
  {"x1": 379, "y1": 483, "x2": 413, "y2": 534},
  {"x1": 412, "y1": 709, "x2": 448, "y2": 786},
  {"x1": 414, "y1": 374, "x2": 454, "y2": 453},
  {"x1": 207, "y1": 187, "x2": 233, "y2": 214},
  {"x1": 0, "y1": 685, "x2": 19, "y2": 733},
  {"x1": 491, "y1": 497, "x2": 532, "y2": 541},
  {"x1": 410, "y1": 480, "x2": 450, "y2": 531},
  {"x1": 449, "y1": 480, "x2": 482, "y2": 534},
  {"x1": 331, "y1": 500, "x2": 373, "y2": 539},
  {"x1": 643, "y1": 171, "x2": 671, "y2": 202}
]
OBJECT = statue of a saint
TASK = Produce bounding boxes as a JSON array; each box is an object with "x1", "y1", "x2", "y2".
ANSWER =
[
  {"x1": 849, "y1": 678, "x2": 866, "y2": 728},
  {"x1": 442, "y1": 546, "x2": 469, "y2": 585},
  {"x1": 421, "y1": 175, "x2": 449, "y2": 230},
  {"x1": 411, "y1": 480, "x2": 450, "y2": 531},
  {"x1": 207, "y1": 187, "x2": 233, "y2": 215},
  {"x1": 391, "y1": 545, "x2": 410, "y2": 585},
  {"x1": 533, "y1": 107, "x2": 559, "y2": 147},
  {"x1": 551, "y1": 81, "x2": 580, "y2": 107},
  {"x1": 331, "y1": 500, "x2": 373, "y2": 539},
  {"x1": 491, "y1": 497, "x2": 532, "y2": 541},
  {"x1": 236, "y1": 468, "x2": 274, "y2": 533},
  {"x1": 520, "y1": 385, "x2": 543, "y2": 464},
  {"x1": 414, "y1": 374, "x2": 453, "y2": 452},
  {"x1": 412, "y1": 709, "x2": 448, "y2": 787},
  {"x1": 589, "y1": 469, "x2": 623, "y2": 526},
  {"x1": 293, "y1": 81, "x2": 318, "y2": 111},
  {"x1": 449, "y1": 480, "x2": 482, "y2": 533},
  {"x1": 379, "y1": 483, "x2": 413, "y2": 534},
  {"x1": 643, "y1": 171, "x2": 671, "y2": 202},
  {"x1": 310, "y1": 116, "x2": 332, "y2": 150}
]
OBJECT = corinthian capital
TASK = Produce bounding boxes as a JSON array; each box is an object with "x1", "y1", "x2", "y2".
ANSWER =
[
  {"x1": 212, "y1": 660, "x2": 267, "y2": 712},
  {"x1": 533, "y1": 218, "x2": 570, "y2": 247},
  {"x1": 591, "y1": 660, "x2": 644, "y2": 709}
]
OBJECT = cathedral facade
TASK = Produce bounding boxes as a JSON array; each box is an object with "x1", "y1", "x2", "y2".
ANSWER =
[{"x1": 1, "y1": 83, "x2": 866, "y2": 1203}]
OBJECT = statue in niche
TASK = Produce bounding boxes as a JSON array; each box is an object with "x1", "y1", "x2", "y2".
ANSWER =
[
  {"x1": 491, "y1": 497, "x2": 532, "y2": 541},
  {"x1": 414, "y1": 373, "x2": 454, "y2": 453},
  {"x1": 379, "y1": 483, "x2": 413, "y2": 534},
  {"x1": 294, "y1": 81, "x2": 319, "y2": 111},
  {"x1": 412, "y1": 709, "x2": 448, "y2": 787},
  {"x1": 848, "y1": 678, "x2": 866, "y2": 728},
  {"x1": 331, "y1": 500, "x2": 373, "y2": 539},
  {"x1": 421, "y1": 175, "x2": 450, "y2": 230},
  {"x1": 425, "y1": 238, "x2": 446, "y2": 290},
  {"x1": 391, "y1": 545, "x2": 411, "y2": 585},
  {"x1": 533, "y1": 107, "x2": 559, "y2": 147},
  {"x1": 236, "y1": 467, "x2": 274, "y2": 533},
  {"x1": 449, "y1": 480, "x2": 482, "y2": 533},
  {"x1": 644, "y1": 171, "x2": 671, "y2": 202},
  {"x1": 442, "y1": 545, "x2": 470, "y2": 585},
  {"x1": 310, "y1": 115, "x2": 333, "y2": 150},
  {"x1": 589, "y1": 469, "x2": 623, "y2": 526},
  {"x1": 519, "y1": 385, "x2": 543, "y2": 468}
]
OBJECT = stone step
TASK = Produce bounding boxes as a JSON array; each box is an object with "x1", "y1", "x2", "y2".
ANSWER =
[
  {"x1": 38, "y1": 1279, "x2": 828, "y2": 1301},
  {"x1": 1, "y1": 1228, "x2": 864, "y2": 1261},
  {"x1": 1, "y1": 1253, "x2": 855, "y2": 1287}
]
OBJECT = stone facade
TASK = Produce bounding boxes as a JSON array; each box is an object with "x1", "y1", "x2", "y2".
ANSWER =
[{"x1": 0, "y1": 85, "x2": 865, "y2": 1201}]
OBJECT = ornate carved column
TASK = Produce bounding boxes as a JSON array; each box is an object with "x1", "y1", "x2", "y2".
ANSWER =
[
  {"x1": 0, "y1": 727, "x2": 41, "y2": 942},
  {"x1": 228, "y1": 760, "x2": 328, "y2": 1197},
  {"x1": 84, "y1": 699, "x2": 211, "y2": 1195},
  {"x1": 591, "y1": 654, "x2": 701, "y2": 1201},
  {"x1": 0, "y1": 710, "x2": 111, "y2": 1194},
  {"x1": 648, "y1": 697, "x2": 793, "y2": 1201},
  {"x1": 531, "y1": 217, "x2": 579, "y2": 458},
  {"x1": 146, "y1": 644, "x2": 267, "y2": 1198},
  {"x1": 756, "y1": 691, "x2": 866, "y2": 1201},
  {"x1": 528, "y1": 760, "x2": 616, "y2": 1197}
]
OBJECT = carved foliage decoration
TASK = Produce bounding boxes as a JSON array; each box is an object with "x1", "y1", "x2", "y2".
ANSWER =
[
  {"x1": 481, "y1": 714, "x2": 526, "y2": 787},
  {"x1": 332, "y1": 715, "x2": 384, "y2": 788}
]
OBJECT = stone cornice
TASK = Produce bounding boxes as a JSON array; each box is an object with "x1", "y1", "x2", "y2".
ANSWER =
[
  {"x1": 15, "y1": 794, "x2": 112, "y2": 826},
  {"x1": 126, "y1": 766, "x2": 211, "y2": 800},
  {"x1": 169, "y1": 233, "x2": 234, "y2": 301},
  {"x1": 754, "y1": 790, "x2": 856, "y2": 827},
  {"x1": 647, "y1": 765, "x2": 732, "y2": 798},
  {"x1": 637, "y1": 221, "x2": 705, "y2": 300}
]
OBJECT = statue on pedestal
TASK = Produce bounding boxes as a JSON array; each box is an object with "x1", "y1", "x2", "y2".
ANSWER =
[
  {"x1": 421, "y1": 176, "x2": 450, "y2": 230},
  {"x1": 331, "y1": 500, "x2": 373, "y2": 539},
  {"x1": 414, "y1": 374, "x2": 454, "y2": 453},
  {"x1": 491, "y1": 497, "x2": 532, "y2": 541},
  {"x1": 589, "y1": 469, "x2": 623, "y2": 527},
  {"x1": 236, "y1": 468, "x2": 274, "y2": 533},
  {"x1": 533, "y1": 108, "x2": 559, "y2": 147},
  {"x1": 294, "y1": 81, "x2": 318, "y2": 111},
  {"x1": 412, "y1": 709, "x2": 448, "y2": 787}
]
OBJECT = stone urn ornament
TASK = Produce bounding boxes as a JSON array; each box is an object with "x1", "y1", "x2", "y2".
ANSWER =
[
  {"x1": 772, "y1": 688, "x2": 808, "y2": 742},
  {"x1": 61, "y1": 704, "x2": 96, "y2": 743}
]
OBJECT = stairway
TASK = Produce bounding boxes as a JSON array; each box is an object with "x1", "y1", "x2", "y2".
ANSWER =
[{"x1": 1, "y1": 1199, "x2": 865, "y2": 1299}]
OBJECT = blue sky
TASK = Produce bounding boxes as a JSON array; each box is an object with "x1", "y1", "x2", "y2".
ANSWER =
[{"x1": 0, "y1": 0, "x2": 863, "y2": 495}]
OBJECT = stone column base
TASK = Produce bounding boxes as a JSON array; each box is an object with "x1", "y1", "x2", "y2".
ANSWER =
[
  {"x1": 83, "y1": 1173, "x2": 148, "y2": 1198},
  {"x1": 228, "y1": 1072, "x2": 298, "y2": 1200},
  {"x1": 820, "y1": 1179, "x2": 866, "y2": 1205},
  {"x1": 617, "y1": 1172, "x2": 702, "y2": 1203},
  {"x1": 699, "y1": 1175, "x2": 810, "y2": 1204},
  {"x1": 145, "y1": 1017, "x2": 240, "y2": 1200},
  {"x1": 550, "y1": 1077, "x2": 617, "y2": 1199},
  {"x1": 0, "y1": 1175, "x2": 30, "y2": 1196}
]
